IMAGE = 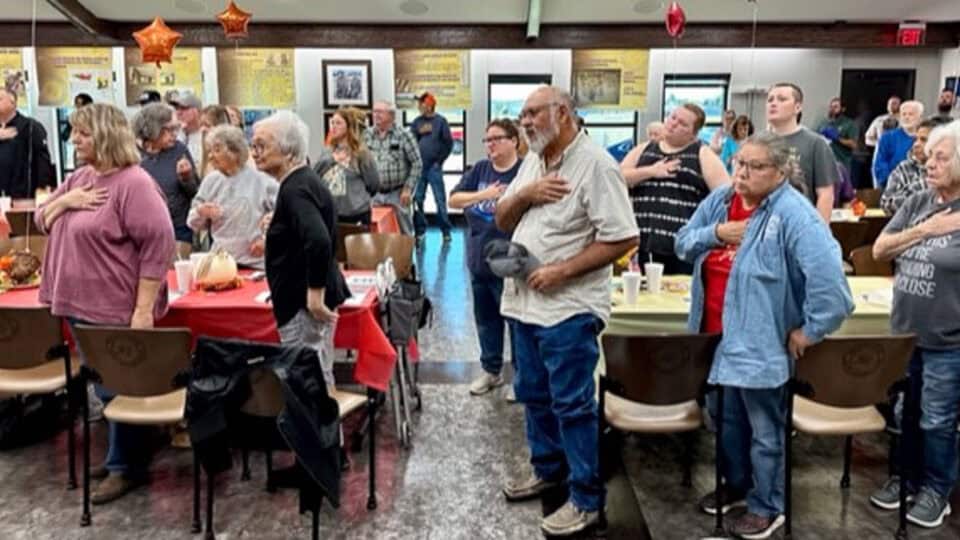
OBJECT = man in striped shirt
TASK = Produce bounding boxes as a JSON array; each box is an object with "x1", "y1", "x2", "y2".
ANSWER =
[
  {"x1": 363, "y1": 100, "x2": 422, "y2": 233},
  {"x1": 880, "y1": 119, "x2": 935, "y2": 214}
]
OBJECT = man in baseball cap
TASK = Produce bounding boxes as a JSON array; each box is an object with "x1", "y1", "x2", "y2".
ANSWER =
[
  {"x1": 416, "y1": 92, "x2": 437, "y2": 109},
  {"x1": 410, "y1": 90, "x2": 454, "y2": 243},
  {"x1": 168, "y1": 90, "x2": 203, "y2": 162},
  {"x1": 137, "y1": 89, "x2": 162, "y2": 106}
]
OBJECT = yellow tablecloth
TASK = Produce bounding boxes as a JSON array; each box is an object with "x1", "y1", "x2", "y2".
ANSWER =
[{"x1": 608, "y1": 275, "x2": 892, "y2": 336}]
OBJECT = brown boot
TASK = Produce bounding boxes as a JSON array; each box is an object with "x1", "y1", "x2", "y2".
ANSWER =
[{"x1": 91, "y1": 473, "x2": 143, "y2": 505}]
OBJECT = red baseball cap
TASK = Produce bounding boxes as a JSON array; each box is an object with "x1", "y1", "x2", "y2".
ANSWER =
[{"x1": 416, "y1": 92, "x2": 436, "y2": 108}]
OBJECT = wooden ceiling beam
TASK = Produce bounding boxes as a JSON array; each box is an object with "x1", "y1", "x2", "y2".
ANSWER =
[{"x1": 44, "y1": 0, "x2": 118, "y2": 42}]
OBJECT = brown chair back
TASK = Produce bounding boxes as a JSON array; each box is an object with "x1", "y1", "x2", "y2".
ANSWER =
[
  {"x1": 240, "y1": 366, "x2": 285, "y2": 417},
  {"x1": 335, "y1": 223, "x2": 369, "y2": 263},
  {"x1": 72, "y1": 326, "x2": 193, "y2": 397},
  {"x1": 0, "y1": 308, "x2": 64, "y2": 369},
  {"x1": 793, "y1": 335, "x2": 915, "y2": 409},
  {"x1": 0, "y1": 235, "x2": 48, "y2": 261},
  {"x1": 829, "y1": 221, "x2": 870, "y2": 260},
  {"x1": 344, "y1": 233, "x2": 415, "y2": 279},
  {"x1": 855, "y1": 189, "x2": 883, "y2": 208},
  {"x1": 7, "y1": 211, "x2": 44, "y2": 237},
  {"x1": 601, "y1": 333, "x2": 720, "y2": 406},
  {"x1": 862, "y1": 215, "x2": 891, "y2": 246},
  {"x1": 850, "y1": 245, "x2": 893, "y2": 276}
]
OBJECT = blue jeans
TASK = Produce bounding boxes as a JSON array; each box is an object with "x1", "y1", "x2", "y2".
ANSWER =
[
  {"x1": 68, "y1": 320, "x2": 151, "y2": 477},
  {"x1": 413, "y1": 164, "x2": 452, "y2": 236},
  {"x1": 471, "y1": 276, "x2": 505, "y2": 375},
  {"x1": 511, "y1": 313, "x2": 604, "y2": 512},
  {"x1": 711, "y1": 385, "x2": 788, "y2": 518},
  {"x1": 899, "y1": 347, "x2": 960, "y2": 498}
]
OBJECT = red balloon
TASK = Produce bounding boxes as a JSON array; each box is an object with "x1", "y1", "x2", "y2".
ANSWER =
[
  {"x1": 216, "y1": 0, "x2": 252, "y2": 40},
  {"x1": 132, "y1": 17, "x2": 183, "y2": 68},
  {"x1": 665, "y1": 2, "x2": 686, "y2": 39}
]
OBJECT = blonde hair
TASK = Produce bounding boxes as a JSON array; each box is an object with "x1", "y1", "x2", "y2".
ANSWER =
[{"x1": 70, "y1": 103, "x2": 141, "y2": 170}]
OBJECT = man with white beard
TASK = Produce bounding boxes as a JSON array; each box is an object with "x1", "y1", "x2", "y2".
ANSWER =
[{"x1": 495, "y1": 86, "x2": 638, "y2": 537}]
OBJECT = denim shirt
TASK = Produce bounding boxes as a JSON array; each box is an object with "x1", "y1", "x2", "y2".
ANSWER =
[{"x1": 675, "y1": 182, "x2": 854, "y2": 389}]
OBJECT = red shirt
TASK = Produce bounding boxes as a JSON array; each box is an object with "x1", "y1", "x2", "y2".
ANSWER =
[{"x1": 701, "y1": 193, "x2": 756, "y2": 334}]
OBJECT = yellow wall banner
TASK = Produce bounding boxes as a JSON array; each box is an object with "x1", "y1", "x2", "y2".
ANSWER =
[
  {"x1": 394, "y1": 49, "x2": 471, "y2": 110},
  {"x1": 36, "y1": 47, "x2": 114, "y2": 106},
  {"x1": 0, "y1": 48, "x2": 27, "y2": 101},
  {"x1": 571, "y1": 49, "x2": 649, "y2": 109},
  {"x1": 124, "y1": 48, "x2": 203, "y2": 106},
  {"x1": 217, "y1": 48, "x2": 295, "y2": 109}
]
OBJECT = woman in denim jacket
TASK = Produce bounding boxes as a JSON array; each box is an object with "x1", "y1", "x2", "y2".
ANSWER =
[{"x1": 675, "y1": 132, "x2": 854, "y2": 539}]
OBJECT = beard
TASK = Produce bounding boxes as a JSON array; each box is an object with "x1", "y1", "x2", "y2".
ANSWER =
[
  {"x1": 526, "y1": 116, "x2": 560, "y2": 155},
  {"x1": 938, "y1": 102, "x2": 954, "y2": 114}
]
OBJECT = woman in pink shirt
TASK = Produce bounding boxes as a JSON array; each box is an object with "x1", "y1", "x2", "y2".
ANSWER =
[{"x1": 36, "y1": 103, "x2": 174, "y2": 505}]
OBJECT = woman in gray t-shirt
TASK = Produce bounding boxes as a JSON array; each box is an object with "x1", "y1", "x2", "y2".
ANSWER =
[
  {"x1": 869, "y1": 121, "x2": 960, "y2": 528},
  {"x1": 314, "y1": 108, "x2": 380, "y2": 224}
]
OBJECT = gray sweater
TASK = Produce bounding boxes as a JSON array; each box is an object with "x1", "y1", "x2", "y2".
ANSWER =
[
  {"x1": 187, "y1": 165, "x2": 278, "y2": 269},
  {"x1": 313, "y1": 148, "x2": 381, "y2": 219}
]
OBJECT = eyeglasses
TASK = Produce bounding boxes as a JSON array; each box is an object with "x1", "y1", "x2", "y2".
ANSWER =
[
  {"x1": 519, "y1": 102, "x2": 559, "y2": 120},
  {"x1": 250, "y1": 141, "x2": 271, "y2": 155},
  {"x1": 732, "y1": 158, "x2": 776, "y2": 174},
  {"x1": 481, "y1": 135, "x2": 512, "y2": 145}
]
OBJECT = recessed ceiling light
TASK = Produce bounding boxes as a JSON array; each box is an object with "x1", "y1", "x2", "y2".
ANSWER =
[
  {"x1": 399, "y1": 0, "x2": 429, "y2": 16},
  {"x1": 633, "y1": 0, "x2": 662, "y2": 14},
  {"x1": 174, "y1": 0, "x2": 206, "y2": 14}
]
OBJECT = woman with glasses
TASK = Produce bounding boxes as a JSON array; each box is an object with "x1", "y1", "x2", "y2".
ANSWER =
[
  {"x1": 675, "y1": 132, "x2": 853, "y2": 539},
  {"x1": 449, "y1": 119, "x2": 523, "y2": 396},
  {"x1": 314, "y1": 107, "x2": 380, "y2": 224},
  {"x1": 869, "y1": 121, "x2": 960, "y2": 529},
  {"x1": 133, "y1": 102, "x2": 199, "y2": 259}
]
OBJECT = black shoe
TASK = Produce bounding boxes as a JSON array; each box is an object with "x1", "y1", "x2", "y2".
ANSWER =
[{"x1": 698, "y1": 486, "x2": 747, "y2": 515}]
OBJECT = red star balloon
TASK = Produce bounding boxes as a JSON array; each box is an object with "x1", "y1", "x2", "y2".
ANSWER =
[
  {"x1": 132, "y1": 17, "x2": 182, "y2": 68},
  {"x1": 665, "y1": 2, "x2": 686, "y2": 39},
  {"x1": 217, "y1": 1, "x2": 252, "y2": 40}
]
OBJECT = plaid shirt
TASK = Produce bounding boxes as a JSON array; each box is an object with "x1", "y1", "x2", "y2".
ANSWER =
[
  {"x1": 362, "y1": 126, "x2": 422, "y2": 193},
  {"x1": 880, "y1": 157, "x2": 926, "y2": 214}
]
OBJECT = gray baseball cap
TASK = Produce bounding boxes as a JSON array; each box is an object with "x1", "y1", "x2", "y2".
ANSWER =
[
  {"x1": 169, "y1": 90, "x2": 201, "y2": 110},
  {"x1": 483, "y1": 239, "x2": 541, "y2": 279}
]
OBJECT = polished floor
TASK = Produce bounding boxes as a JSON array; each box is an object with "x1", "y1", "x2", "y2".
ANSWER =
[{"x1": 0, "y1": 227, "x2": 958, "y2": 539}]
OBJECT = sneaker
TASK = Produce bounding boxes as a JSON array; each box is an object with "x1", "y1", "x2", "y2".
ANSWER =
[
  {"x1": 469, "y1": 372, "x2": 504, "y2": 395},
  {"x1": 698, "y1": 486, "x2": 747, "y2": 515},
  {"x1": 504, "y1": 385, "x2": 518, "y2": 403},
  {"x1": 729, "y1": 512, "x2": 785, "y2": 539},
  {"x1": 541, "y1": 500, "x2": 599, "y2": 537},
  {"x1": 870, "y1": 476, "x2": 912, "y2": 510},
  {"x1": 907, "y1": 487, "x2": 952, "y2": 528},
  {"x1": 91, "y1": 473, "x2": 145, "y2": 505},
  {"x1": 90, "y1": 464, "x2": 108, "y2": 480},
  {"x1": 503, "y1": 468, "x2": 560, "y2": 502}
]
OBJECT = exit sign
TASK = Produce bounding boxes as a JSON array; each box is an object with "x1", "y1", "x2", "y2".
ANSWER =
[{"x1": 897, "y1": 22, "x2": 926, "y2": 46}]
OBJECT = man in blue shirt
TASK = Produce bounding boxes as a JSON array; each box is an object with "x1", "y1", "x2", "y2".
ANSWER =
[
  {"x1": 410, "y1": 92, "x2": 454, "y2": 243},
  {"x1": 873, "y1": 100, "x2": 923, "y2": 189}
]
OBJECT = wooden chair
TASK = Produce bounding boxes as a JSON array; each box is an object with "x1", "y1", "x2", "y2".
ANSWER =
[
  {"x1": 0, "y1": 308, "x2": 76, "y2": 488},
  {"x1": 785, "y1": 335, "x2": 916, "y2": 540},
  {"x1": 71, "y1": 326, "x2": 198, "y2": 531},
  {"x1": 861, "y1": 214, "x2": 891, "y2": 246},
  {"x1": 344, "y1": 233, "x2": 415, "y2": 279},
  {"x1": 829, "y1": 221, "x2": 870, "y2": 262},
  {"x1": 855, "y1": 188, "x2": 883, "y2": 208},
  {"x1": 850, "y1": 246, "x2": 893, "y2": 276},
  {"x1": 6, "y1": 210, "x2": 44, "y2": 237},
  {"x1": 335, "y1": 223, "x2": 369, "y2": 264},
  {"x1": 600, "y1": 332, "x2": 721, "y2": 530},
  {"x1": 0, "y1": 235, "x2": 48, "y2": 260}
]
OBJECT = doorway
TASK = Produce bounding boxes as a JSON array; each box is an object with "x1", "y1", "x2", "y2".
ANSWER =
[{"x1": 840, "y1": 69, "x2": 915, "y2": 189}]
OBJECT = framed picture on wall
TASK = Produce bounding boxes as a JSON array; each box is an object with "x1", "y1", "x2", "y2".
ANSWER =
[{"x1": 322, "y1": 60, "x2": 372, "y2": 109}]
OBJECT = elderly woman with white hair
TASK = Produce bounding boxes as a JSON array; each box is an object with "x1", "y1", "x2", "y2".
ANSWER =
[
  {"x1": 869, "y1": 121, "x2": 960, "y2": 529},
  {"x1": 187, "y1": 125, "x2": 277, "y2": 269},
  {"x1": 252, "y1": 111, "x2": 349, "y2": 387}
]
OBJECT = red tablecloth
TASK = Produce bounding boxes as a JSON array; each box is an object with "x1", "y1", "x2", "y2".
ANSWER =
[
  {"x1": 370, "y1": 206, "x2": 400, "y2": 234},
  {"x1": 0, "y1": 270, "x2": 400, "y2": 392}
]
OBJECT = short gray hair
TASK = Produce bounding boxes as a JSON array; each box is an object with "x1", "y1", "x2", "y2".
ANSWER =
[
  {"x1": 205, "y1": 124, "x2": 249, "y2": 165},
  {"x1": 132, "y1": 102, "x2": 174, "y2": 142},
  {"x1": 925, "y1": 120, "x2": 960, "y2": 179},
  {"x1": 373, "y1": 100, "x2": 396, "y2": 112},
  {"x1": 741, "y1": 131, "x2": 807, "y2": 195},
  {"x1": 254, "y1": 110, "x2": 309, "y2": 163},
  {"x1": 900, "y1": 100, "x2": 924, "y2": 115}
]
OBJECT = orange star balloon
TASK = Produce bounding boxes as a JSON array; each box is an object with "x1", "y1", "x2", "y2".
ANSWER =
[
  {"x1": 217, "y1": 1, "x2": 252, "y2": 40},
  {"x1": 132, "y1": 17, "x2": 182, "y2": 68}
]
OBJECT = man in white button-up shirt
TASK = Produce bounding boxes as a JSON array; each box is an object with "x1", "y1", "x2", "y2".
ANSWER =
[{"x1": 495, "y1": 86, "x2": 638, "y2": 538}]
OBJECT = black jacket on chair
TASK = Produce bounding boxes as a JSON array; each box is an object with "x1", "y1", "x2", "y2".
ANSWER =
[{"x1": 182, "y1": 337, "x2": 342, "y2": 507}]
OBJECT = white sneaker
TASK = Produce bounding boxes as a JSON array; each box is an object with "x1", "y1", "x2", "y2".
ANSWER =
[
  {"x1": 469, "y1": 372, "x2": 504, "y2": 395},
  {"x1": 504, "y1": 385, "x2": 517, "y2": 403}
]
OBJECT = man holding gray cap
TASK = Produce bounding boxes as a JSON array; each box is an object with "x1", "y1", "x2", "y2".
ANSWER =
[
  {"x1": 169, "y1": 90, "x2": 203, "y2": 164},
  {"x1": 495, "y1": 86, "x2": 638, "y2": 537}
]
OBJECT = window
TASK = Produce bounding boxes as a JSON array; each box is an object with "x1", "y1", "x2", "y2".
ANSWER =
[
  {"x1": 403, "y1": 109, "x2": 466, "y2": 174},
  {"x1": 576, "y1": 108, "x2": 638, "y2": 158},
  {"x1": 488, "y1": 74, "x2": 552, "y2": 123},
  {"x1": 662, "y1": 74, "x2": 731, "y2": 145}
]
